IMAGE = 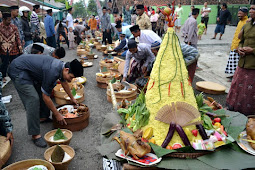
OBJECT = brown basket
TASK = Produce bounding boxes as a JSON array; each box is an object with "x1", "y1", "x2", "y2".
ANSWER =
[
  {"x1": 44, "y1": 129, "x2": 73, "y2": 147},
  {"x1": 99, "y1": 60, "x2": 118, "y2": 70},
  {"x1": 87, "y1": 53, "x2": 95, "y2": 59},
  {"x1": 101, "y1": 46, "x2": 107, "y2": 51},
  {"x1": 3, "y1": 159, "x2": 55, "y2": 170},
  {"x1": 96, "y1": 72, "x2": 122, "y2": 89},
  {"x1": 53, "y1": 104, "x2": 90, "y2": 132},
  {"x1": 96, "y1": 44, "x2": 101, "y2": 50},
  {"x1": 167, "y1": 151, "x2": 212, "y2": 159},
  {"x1": 55, "y1": 94, "x2": 85, "y2": 105},
  {"x1": 53, "y1": 84, "x2": 84, "y2": 99},
  {"x1": 44, "y1": 145, "x2": 75, "y2": 170},
  {"x1": 106, "y1": 84, "x2": 137, "y2": 102},
  {"x1": 77, "y1": 49, "x2": 88, "y2": 56},
  {"x1": 0, "y1": 136, "x2": 12, "y2": 168}
]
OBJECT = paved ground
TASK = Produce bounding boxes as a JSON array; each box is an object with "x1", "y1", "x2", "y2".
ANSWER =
[{"x1": 2, "y1": 24, "x2": 234, "y2": 169}]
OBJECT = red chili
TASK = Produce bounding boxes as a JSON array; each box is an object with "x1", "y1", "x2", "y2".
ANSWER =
[
  {"x1": 188, "y1": 77, "x2": 192, "y2": 86},
  {"x1": 148, "y1": 81, "x2": 155, "y2": 90},
  {"x1": 180, "y1": 82, "x2": 184, "y2": 97},
  {"x1": 168, "y1": 82, "x2": 171, "y2": 96},
  {"x1": 145, "y1": 77, "x2": 150, "y2": 88}
]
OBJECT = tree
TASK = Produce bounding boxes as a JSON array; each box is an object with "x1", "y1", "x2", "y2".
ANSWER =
[
  {"x1": 54, "y1": 0, "x2": 65, "y2": 3},
  {"x1": 73, "y1": 0, "x2": 87, "y2": 18},
  {"x1": 87, "y1": 0, "x2": 98, "y2": 16}
]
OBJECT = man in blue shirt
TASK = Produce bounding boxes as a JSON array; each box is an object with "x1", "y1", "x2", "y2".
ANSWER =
[
  {"x1": 44, "y1": 9, "x2": 56, "y2": 48},
  {"x1": 8, "y1": 56, "x2": 83, "y2": 147}
]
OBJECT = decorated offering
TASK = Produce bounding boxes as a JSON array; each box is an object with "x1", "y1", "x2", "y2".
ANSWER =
[
  {"x1": 2, "y1": 159, "x2": 54, "y2": 170},
  {"x1": 80, "y1": 60, "x2": 93, "y2": 67},
  {"x1": 44, "y1": 129, "x2": 73, "y2": 147},
  {"x1": 53, "y1": 104, "x2": 90, "y2": 131},
  {"x1": 96, "y1": 72, "x2": 121, "y2": 89},
  {"x1": 27, "y1": 165, "x2": 48, "y2": 170},
  {"x1": 44, "y1": 145, "x2": 75, "y2": 170}
]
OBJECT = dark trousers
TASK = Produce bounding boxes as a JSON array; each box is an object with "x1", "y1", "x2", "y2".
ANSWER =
[
  {"x1": 46, "y1": 35, "x2": 56, "y2": 48},
  {"x1": 202, "y1": 17, "x2": 209, "y2": 28},
  {"x1": 57, "y1": 31, "x2": 69, "y2": 48},
  {"x1": 0, "y1": 54, "x2": 18, "y2": 77},
  {"x1": 74, "y1": 30, "x2": 82, "y2": 45},
  {"x1": 12, "y1": 77, "x2": 50, "y2": 135},
  {"x1": 157, "y1": 28, "x2": 164, "y2": 37},
  {"x1": 152, "y1": 22, "x2": 157, "y2": 33},
  {"x1": 103, "y1": 30, "x2": 112, "y2": 45}
]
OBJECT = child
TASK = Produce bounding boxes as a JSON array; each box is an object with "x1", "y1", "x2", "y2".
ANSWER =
[
  {"x1": 198, "y1": 19, "x2": 206, "y2": 40},
  {"x1": 68, "y1": 27, "x2": 75, "y2": 49}
]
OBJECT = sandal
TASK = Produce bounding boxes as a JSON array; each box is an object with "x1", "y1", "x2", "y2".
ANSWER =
[{"x1": 32, "y1": 137, "x2": 47, "y2": 148}]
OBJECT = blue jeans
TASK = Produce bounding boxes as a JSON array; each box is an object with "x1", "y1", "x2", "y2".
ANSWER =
[
  {"x1": 47, "y1": 35, "x2": 56, "y2": 48},
  {"x1": 121, "y1": 50, "x2": 128, "y2": 57},
  {"x1": 24, "y1": 40, "x2": 33, "y2": 48}
]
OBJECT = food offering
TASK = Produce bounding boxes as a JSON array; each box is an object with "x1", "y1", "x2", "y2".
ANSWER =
[
  {"x1": 77, "y1": 42, "x2": 90, "y2": 56},
  {"x1": 53, "y1": 104, "x2": 90, "y2": 131},
  {"x1": 106, "y1": 81, "x2": 137, "y2": 102},
  {"x1": 44, "y1": 145, "x2": 75, "y2": 170},
  {"x1": 2, "y1": 159, "x2": 55, "y2": 170},
  {"x1": 80, "y1": 60, "x2": 93, "y2": 67},
  {"x1": 96, "y1": 72, "x2": 121, "y2": 89},
  {"x1": 44, "y1": 129, "x2": 73, "y2": 147},
  {"x1": 99, "y1": 58, "x2": 119, "y2": 72}
]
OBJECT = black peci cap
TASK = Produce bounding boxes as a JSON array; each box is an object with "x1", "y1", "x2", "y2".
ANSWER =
[
  {"x1": 129, "y1": 25, "x2": 140, "y2": 32},
  {"x1": 33, "y1": 5, "x2": 40, "y2": 9},
  {"x1": 128, "y1": 39, "x2": 137, "y2": 49},
  {"x1": 46, "y1": 9, "x2": 52, "y2": 13},
  {"x1": 2, "y1": 12, "x2": 11, "y2": 19},
  {"x1": 10, "y1": 6, "x2": 19, "y2": 10},
  {"x1": 136, "y1": 4, "x2": 144, "y2": 9},
  {"x1": 32, "y1": 44, "x2": 44, "y2": 53},
  {"x1": 69, "y1": 59, "x2": 83, "y2": 77}
]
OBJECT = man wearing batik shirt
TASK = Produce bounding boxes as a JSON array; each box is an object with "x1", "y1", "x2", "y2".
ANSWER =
[
  {"x1": 0, "y1": 12, "x2": 22, "y2": 82},
  {"x1": 30, "y1": 5, "x2": 40, "y2": 42},
  {"x1": 10, "y1": 6, "x2": 24, "y2": 47},
  {"x1": 123, "y1": 5, "x2": 131, "y2": 25}
]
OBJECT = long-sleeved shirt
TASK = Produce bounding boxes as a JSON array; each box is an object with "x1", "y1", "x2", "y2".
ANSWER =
[
  {"x1": 0, "y1": 73, "x2": 12, "y2": 134},
  {"x1": 88, "y1": 18, "x2": 97, "y2": 30},
  {"x1": 114, "y1": 38, "x2": 128, "y2": 51},
  {"x1": 74, "y1": 24, "x2": 86, "y2": 38},
  {"x1": 231, "y1": 16, "x2": 248, "y2": 51},
  {"x1": 119, "y1": 25, "x2": 132, "y2": 39},
  {"x1": 138, "y1": 30, "x2": 162, "y2": 45},
  {"x1": 0, "y1": 22, "x2": 22, "y2": 55},
  {"x1": 55, "y1": 23, "x2": 68, "y2": 33},
  {"x1": 11, "y1": 17, "x2": 24, "y2": 42},
  {"x1": 124, "y1": 43, "x2": 155, "y2": 78},
  {"x1": 182, "y1": 16, "x2": 198, "y2": 48},
  {"x1": 44, "y1": 14, "x2": 55, "y2": 37},
  {"x1": 101, "y1": 13, "x2": 111, "y2": 31},
  {"x1": 30, "y1": 11, "x2": 40, "y2": 33},
  {"x1": 181, "y1": 44, "x2": 199, "y2": 66},
  {"x1": 20, "y1": 17, "x2": 32, "y2": 41},
  {"x1": 40, "y1": 22, "x2": 46, "y2": 39},
  {"x1": 217, "y1": 9, "x2": 231, "y2": 25},
  {"x1": 123, "y1": 6, "x2": 131, "y2": 25},
  {"x1": 136, "y1": 13, "x2": 152, "y2": 30},
  {"x1": 23, "y1": 42, "x2": 55, "y2": 56}
]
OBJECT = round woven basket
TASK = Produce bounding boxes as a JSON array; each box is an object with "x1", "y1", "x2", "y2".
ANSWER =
[
  {"x1": 101, "y1": 46, "x2": 107, "y2": 51},
  {"x1": 77, "y1": 49, "x2": 88, "y2": 56},
  {"x1": 0, "y1": 136, "x2": 11, "y2": 168},
  {"x1": 96, "y1": 72, "x2": 122, "y2": 89},
  {"x1": 99, "y1": 60, "x2": 118, "y2": 70},
  {"x1": 3, "y1": 159, "x2": 55, "y2": 170},
  {"x1": 44, "y1": 145, "x2": 75, "y2": 170},
  {"x1": 106, "y1": 84, "x2": 137, "y2": 102},
  {"x1": 44, "y1": 129, "x2": 73, "y2": 147},
  {"x1": 53, "y1": 104, "x2": 90, "y2": 132},
  {"x1": 53, "y1": 84, "x2": 84, "y2": 99}
]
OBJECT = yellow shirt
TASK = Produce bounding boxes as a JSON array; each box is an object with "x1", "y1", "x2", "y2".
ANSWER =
[
  {"x1": 136, "y1": 13, "x2": 152, "y2": 30},
  {"x1": 231, "y1": 16, "x2": 248, "y2": 51}
]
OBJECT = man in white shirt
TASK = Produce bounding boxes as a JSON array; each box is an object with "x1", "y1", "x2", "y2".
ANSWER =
[
  {"x1": 66, "y1": 7, "x2": 74, "y2": 29},
  {"x1": 129, "y1": 25, "x2": 162, "y2": 46}
]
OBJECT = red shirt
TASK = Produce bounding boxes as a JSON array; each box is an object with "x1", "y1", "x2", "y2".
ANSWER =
[{"x1": 0, "y1": 23, "x2": 22, "y2": 55}]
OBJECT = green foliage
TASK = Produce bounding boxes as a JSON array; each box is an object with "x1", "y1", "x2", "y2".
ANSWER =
[
  {"x1": 73, "y1": 0, "x2": 86, "y2": 18},
  {"x1": 53, "y1": 128, "x2": 67, "y2": 141},
  {"x1": 71, "y1": 87, "x2": 76, "y2": 96},
  {"x1": 87, "y1": 0, "x2": 98, "y2": 16},
  {"x1": 54, "y1": 0, "x2": 65, "y2": 4}
]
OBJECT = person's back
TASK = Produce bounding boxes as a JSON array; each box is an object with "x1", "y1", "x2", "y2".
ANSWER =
[
  {"x1": 23, "y1": 43, "x2": 55, "y2": 56},
  {"x1": 139, "y1": 30, "x2": 162, "y2": 45}
]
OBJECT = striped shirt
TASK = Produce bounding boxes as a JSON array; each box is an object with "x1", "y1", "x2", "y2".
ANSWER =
[{"x1": 30, "y1": 11, "x2": 40, "y2": 33}]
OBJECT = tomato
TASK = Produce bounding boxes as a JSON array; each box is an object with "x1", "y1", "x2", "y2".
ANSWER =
[
  {"x1": 214, "y1": 118, "x2": 221, "y2": 123},
  {"x1": 172, "y1": 143, "x2": 182, "y2": 150}
]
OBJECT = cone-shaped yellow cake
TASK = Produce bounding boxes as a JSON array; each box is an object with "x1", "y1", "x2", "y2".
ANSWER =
[{"x1": 143, "y1": 27, "x2": 201, "y2": 147}]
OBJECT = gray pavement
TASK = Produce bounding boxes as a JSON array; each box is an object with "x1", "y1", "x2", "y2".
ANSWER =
[{"x1": 2, "y1": 24, "x2": 236, "y2": 169}]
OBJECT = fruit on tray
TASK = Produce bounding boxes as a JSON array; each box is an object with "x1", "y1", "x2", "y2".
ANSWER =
[
  {"x1": 246, "y1": 117, "x2": 255, "y2": 150},
  {"x1": 113, "y1": 131, "x2": 151, "y2": 160}
]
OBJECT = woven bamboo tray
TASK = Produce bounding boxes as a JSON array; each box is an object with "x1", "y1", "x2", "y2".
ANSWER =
[
  {"x1": 3, "y1": 159, "x2": 55, "y2": 170},
  {"x1": 96, "y1": 72, "x2": 122, "y2": 89},
  {"x1": 44, "y1": 145, "x2": 75, "y2": 170},
  {"x1": 196, "y1": 81, "x2": 226, "y2": 94},
  {"x1": 53, "y1": 84, "x2": 84, "y2": 99},
  {"x1": 106, "y1": 84, "x2": 137, "y2": 102},
  {"x1": 44, "y1": 129, "x2": 73, "y2": 147},
  {"x1": 53, "y1": 104, "x2": 90, "y2": 132},
  {"x1": 0, "y1": 136, "x2": 11, "y2": 168},
  {"x1": 99, "y1": 60, "x2": 118, "y2": 70}
]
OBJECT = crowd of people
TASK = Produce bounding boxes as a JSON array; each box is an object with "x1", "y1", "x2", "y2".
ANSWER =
[{"x1": 0, "y1": 1, "x2": 255, "y2": 150}]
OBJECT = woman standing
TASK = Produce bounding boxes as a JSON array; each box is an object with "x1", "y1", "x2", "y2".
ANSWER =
[
  {"x1": 226, "y1": 4, "x2": 255, "y2": 116},
  {"x1": 201, "y1": 2, "x2": 211, "y2": 35}
]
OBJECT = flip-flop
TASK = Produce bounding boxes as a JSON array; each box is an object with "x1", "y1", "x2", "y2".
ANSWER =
[
  {"x1": 32, "y1": 137, "x2": 47, "y2": 148},
  {"x1": 40, "y1": 117, "x2": 52, "y2": 123}
]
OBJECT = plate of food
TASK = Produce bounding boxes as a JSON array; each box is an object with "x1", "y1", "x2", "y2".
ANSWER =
[
  {"x1": 94, "y1": 55, "x2": 98, "y2": 59},
  {"x1": 73, "y1": 76, "x2": 87, "y2": 84},
  {"x1": 237, "y1": 131, "x2": 255, "y2": 156},
  {"x1": 115, "y1": 149, "x2": 162, "y2": 166}
]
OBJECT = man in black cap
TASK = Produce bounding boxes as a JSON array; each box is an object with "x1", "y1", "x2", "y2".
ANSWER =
[
  {"x1": 44, "y1": 9, "x2": 56, "y2": 48},
  {"x1": 0, "y1": 12, "x2": 22, "y2": 82},
  {"x1": 24, "y1": 43, "x2": 66, "y2": 59},
  {"x1": 136, "y1": 4, "x2": 151, "y2": 30},
  {"x1": 66, "y1": 7, "x2": 74, "y2": 29},
  {"x1": 122, "y1": 39, "x2": 155, "y2": 83},
  {"x1": 182, "y1": 8, "x2": 200, "y2": 48},
  {"x1": 8, "y1": 55, "x2": 83, "y2": 148},
  {"x1": 31, "y1": 5, "x2": 40, "y2": 42},
  {"x1": 10, "y1": 6, "x2": 24, "y2": 47},
  {"x1": 74, "y1": 24, "x2": 90, "y2": 44}
]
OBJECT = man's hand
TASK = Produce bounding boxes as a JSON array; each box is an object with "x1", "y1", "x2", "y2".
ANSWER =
[
  {"x1": 142, "y1": 66, "x2": 147, "y2": 75},
  {"x1": 107, "y1": 29, "x2": 110, "y2": 33},
  {"x1": 55, "y1": 112, "x2": 67, "y2": 125},
  {"x1": 6, "y1": 132, "x2": 14, "y2": 147},
  {"x1": 71, "y1": 98, "x2": 78, "y2": 105},
  {"x1": 122, "y1": 77, "x2": 126, "y2": 82},
  {"x1": 217, "y1": 17, "x2": 220, "y2": 22},
  {"x1": 243, "y1": 47, "x2": 254, "y2": 55}
]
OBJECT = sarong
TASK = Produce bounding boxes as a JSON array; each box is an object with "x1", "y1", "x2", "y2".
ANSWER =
[{"x1": 225, "y1": 50, "x2": 239, "y2": 76}]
